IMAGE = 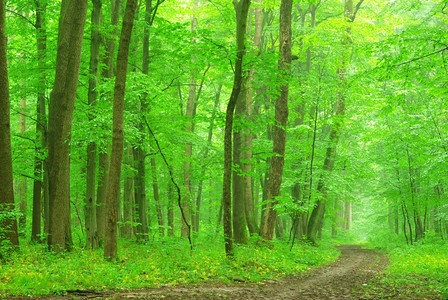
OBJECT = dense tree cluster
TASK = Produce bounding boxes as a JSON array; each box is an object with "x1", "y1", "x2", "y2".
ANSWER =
[{"x1": 1, "y1": 0, "x2": 447, "y2": 260}]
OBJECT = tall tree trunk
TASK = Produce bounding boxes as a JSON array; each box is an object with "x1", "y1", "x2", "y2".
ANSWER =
[
  {"x1": 47, "y1": 0, "x2": 88, "y2": 251},
  {"x1": 223, "y1": 0, "x2": 251, "y2": 257},
  {"x1": 306, "y1": 98, "x2": 345, "y2": 243},
  {"x1": 85, "y1": 0, "x2": 102, "y2": 250},
  {"x1": 18, "y1": 97, "x2": 27, "y2": 235},
  {"x1": 258, "y1": 0, "x2": 293, "y2": 241},
  {"x1": 133, "y1": 0, "x2": 153, "y2": 243},
  {"x1": 406, "y1": 149, "x2": 424, "y2": 242},
  {"x1": 104, "y1": 0, "x2": 138, "y2": 261},
  {"x1": 31, "y1": 0, "x2": 47, "y2": 244},
  {"x1": 97, "y1": 0, "x2": 122, "y2": 244},
  {"x1": 232, "y1": 82, "x2": 249, "y2": 243},
  {"x1": 133, "y1": 145, "x2": 148, "y2": 241},
  {"x1": 344, "y1": 200, "x2": 351, "y2": 230},
  {"x1": 151, "y1": 157, "x2": 165, "y2": 236},
  {"x1": 0, "y1": 0, "x2": 19, "y2": 247},
  {"x1": 182, "y1": 0, "x2": 199, "y2": 237},
  {"x1": 121, "y1": 147, "x2": 135, "y2": 239},
  {"x1": 167, "y1": 182, "x2": 175, "y2": 236},
  {"x1": 243, "y1": 1, "x2": 262, "y2": 236}
]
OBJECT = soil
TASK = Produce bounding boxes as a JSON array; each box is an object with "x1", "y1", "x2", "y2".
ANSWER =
[{"x1": 25, "y1": 244, "x2": 398, "y2": 299}]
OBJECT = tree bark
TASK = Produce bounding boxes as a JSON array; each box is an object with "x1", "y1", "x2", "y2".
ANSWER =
[
  {"x1": 47, "y1": 0, "x2": 88, "y2": 251},
  {"x1": 31, "y1": 0, "x2": 47, "y2": 244},
  {"x1": 133, "y1": 146, "x2": 148, "y2": 240},
  {"x1": 0, "y1": 0, "x2": 19, "y2": 247},
  {"x1": 85, "y1": 0, "x2": 102, "y2": 250},
  {"x1": 232, "y1": 90, "x2": 249, "y2": 243},
  {"x1": 151, "y1": 157, "x2": 165, "y2": 236},
  {"x1": 104, "y1": 0, "x2": 138, "y2": 261},
  {"x1": 133, "y1": 0, "x2": 153, "y2": 242},
  {"x1": 17, "y1": 97, "x2": 27, "y2": 235},
  {"x1": 223, "y1": 0, "x2": 251, "y2": 257},
  {"x1": 121, "y1": 147, "x2": 135, "y2": 239},
  {"x1": 182, "y1": 0, "x2": 199, "y2": 237},
  {"x1": 97, "y1": 0, "x2": 122, "y2": 244},
  {"x1": 258, "y1": 0, "x2": 293, "y2": 241},
  {"x1": 244, "y1": 0, "x2": 262, "y2": 235}
]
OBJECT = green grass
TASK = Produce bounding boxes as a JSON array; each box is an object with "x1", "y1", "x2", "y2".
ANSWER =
[
  {"x1": 364, "y1": 233, "x2": 448, "y2": 299},
  {"x1": 0, "y1": 236, "x2": 340, "y2": 298}
]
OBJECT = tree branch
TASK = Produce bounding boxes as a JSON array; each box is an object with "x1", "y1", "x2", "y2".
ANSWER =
[
  {"x1": 6, "y1": 9, "x2": 36, "y2": 28},
  {"x1": 150, "y1": 0, "x2": 165, "y2": 25},
  {"x1": 143, "y1": 115, "x2": 193, "y2": 252},
  {"x1": 392, "y1": 46, "x2": 448, "y2": 67},
  {"x1": 350, "y1": 0, "x2": 365, "y2": 22}
]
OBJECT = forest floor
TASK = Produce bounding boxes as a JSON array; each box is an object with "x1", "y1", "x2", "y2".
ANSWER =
[{"x1": 24, "y1": 244, "x2": 416, "y2": 300}]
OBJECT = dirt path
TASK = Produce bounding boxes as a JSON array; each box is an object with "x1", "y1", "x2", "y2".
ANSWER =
[
  {"x1": 24, "y1": 244, "x2": 388, "y2": 299},
  {"x1": 87, "y1": 244, "x2": 388, "y2": 299}
]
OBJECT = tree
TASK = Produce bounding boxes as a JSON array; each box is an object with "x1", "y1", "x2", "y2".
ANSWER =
[
  {"x1": 47, "y1": 0, "x2": 88, "y2": 251},
  {"x1": 31, "y1": 0, "x2": 47, "y2": 243},
  {"x1": 85, "y1": 0, "x2": 103, "y2": 249},
  {"x1": 104, "y1": 0, "x2": 138, "y2": 261},
  {"x1": 306, "y1": 0, "x2": 364, "y2": 244},
  {"x1": 97, "y1": 0, "x2": 122, "y2": 244},
  {"x1": 182, "y1": 0, "x2": 199, "y2": 238},
  {"x1": 0, "y1": 0, "x2": 19, "y2": 248},
  {"x1": 258, "y1": 0, "x2": 293, "y2": 241},
  {"x1": 222, "y1": 0, "x2": 251, "y2": 257}
]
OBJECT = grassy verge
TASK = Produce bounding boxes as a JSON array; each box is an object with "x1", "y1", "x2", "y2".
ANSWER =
[
  {"x1": 364, "y1": 235, "x2": 448, "y2": 299},
  {"x1": 0, "y1": 236, "x2": 339, "y2": 298}
]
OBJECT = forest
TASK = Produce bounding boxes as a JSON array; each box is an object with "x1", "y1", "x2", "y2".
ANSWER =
[{"x1": 0, "y1": 0, "x2": 448, "y2": 298}]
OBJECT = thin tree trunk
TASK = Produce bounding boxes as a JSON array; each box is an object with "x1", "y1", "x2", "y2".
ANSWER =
[
  {"x1": 167, "y1": 182, "x2": 175, "y2": 236},
  {"x1": 31, "y1": 0, "x2": 47, "y2": 244},
  {"x1": 223, "y1": 0, "x2": 251, "y2": 257},
  {"x1": 344, "y1": 201, "x2": 351, "y2": 230},
  {"x1": 104, "y1": 0, "x2": 138, "y2": 261},
  {"x1": 47, "y1": 0, "x2": 88, "y2": 251},
  {"x1": 259, "y1": 0, "x2": 293, "y2": 240},
  {"x1": 151, "y1": 157, "x2": 165, "y2": 236},
  {"x1": 85, "y1": 0, "x2": 102, "y2": 250},
  {"x1": 121, "y1": 147, "x2": 135, "y2": 239},
  {"x1": 134, "y1": 146, "x2": 148, "y2": 241},
  {"x1": 18, "y1": 97, "x2": 27, "y2": 234},
  {"x1": 306, "y1": 98, "x2": 345, "y2": 243}
]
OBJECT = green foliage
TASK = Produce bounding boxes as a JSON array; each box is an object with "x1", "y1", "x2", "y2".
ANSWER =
[
  {"x1": 0, "y1": 238, "x2": 339, "y2": 297},
  {"x1": 368, "y1": 238, "x2": 448, "y2": 299}
]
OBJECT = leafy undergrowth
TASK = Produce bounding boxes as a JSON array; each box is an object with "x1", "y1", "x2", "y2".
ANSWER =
[
  {"x1": 0, "y1": 236, "x2": 339, "y2": 298},
  {"x1": 365, "y1": 235, "x2": 448, "y2": 299}
]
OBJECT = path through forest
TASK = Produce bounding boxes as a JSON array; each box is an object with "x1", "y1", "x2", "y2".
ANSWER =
[{"x1": 54, "y1": 244, "x2": 391, "y2": 299}]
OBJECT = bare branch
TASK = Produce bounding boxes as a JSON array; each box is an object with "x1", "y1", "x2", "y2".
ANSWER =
[
  {"x1": 6, "y1": 8, "x2": 36, "y2": 28},
  {"x1": 143, "y1": 115, "x2": 193, "y2": 252},
  {"x1": 392, "y1": 46, "x2": 448, "y2": 67}
]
